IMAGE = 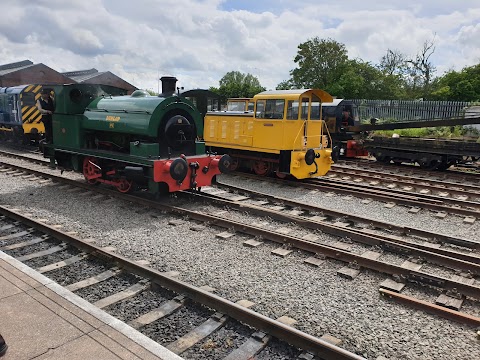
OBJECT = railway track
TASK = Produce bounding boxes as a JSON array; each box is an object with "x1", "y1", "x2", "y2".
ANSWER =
[
  {"x1": 230, "y1": 172, "x2": 480, "y2": 219},
  {"x1": 1, "y1": 157, "x2": 479, "y2": 325},
  {"x1": 1, "y1": 148, "x2": 479, "y2": 219},
  {"x1": 208, "y1": 181, "x2": 480, "y2": 250},
  {"x1": 179, "y1": 188, "x2": 480, "y2": 299},
  {"x1": 306, "y1": 177, "x2": 480, "y2": 217},
  {"x1": 327, "y1": 165, "x2": 480, "y2": 200},
  {"x1": 2, "y1": 150, "x2": 480, "y2": 358},
  {"x1": 334, "y1": 159, "x2": 480, "y2": 183},
  {"x1": 0, "y1": 206, "x2": 364, "y2": 359}
]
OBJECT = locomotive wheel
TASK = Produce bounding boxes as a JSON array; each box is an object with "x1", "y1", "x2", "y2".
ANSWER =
[
  {"x1": 252, "y1": 161, "x2": 272, "y2": 176},
  {"x1": 275, "y1": 171, "x2": 287, "y2": 179},
  {"x1": 83, "y1": 157, "x2": 101, "y2": 184},
  {"x1": 228, "y1": 158, "x2": 239, "y2": 171},
  {"x1": 115, "y1": 178, "x2": 134, "y2": 193},
  {"x1": 437, "y1": 161, "x2": 450, "y2": 171},
  {"x1": 419, "y1": 159, "x2": 439, "y2": 170}
]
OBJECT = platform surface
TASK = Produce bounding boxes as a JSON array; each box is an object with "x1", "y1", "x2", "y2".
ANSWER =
[{"x1": 0, "y1": 251, "x2": 183, "y2": 360}]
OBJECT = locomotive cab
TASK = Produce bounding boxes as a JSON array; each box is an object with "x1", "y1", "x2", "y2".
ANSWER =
[{"x1": 204, "y1": 89, "x2": 334, "y2": 178}]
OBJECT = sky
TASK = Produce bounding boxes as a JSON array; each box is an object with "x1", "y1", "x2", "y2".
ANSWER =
[{"x1": 1, "y1": 0, "x2": 479, "y2": 93}]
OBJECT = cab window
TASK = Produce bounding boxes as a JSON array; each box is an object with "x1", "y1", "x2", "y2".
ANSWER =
[
  {"x1": 22, "y1": 92, "x2": 36, "y2": 106},
  {"x1": 207, "y1": 97, "x2": 219, "y2": 111},
  {"x1": 256, "y1": 99, "x2": 285, "y2": 119},
  {"x1": 286, "y1": 100, "x2": 299, "y2": 120},
  {"x1": 227, "y1": 101, "x2": 245, "y2": 111},
  {"x1": 255, "y1": 100, "x2": 265, "y2": 117},
  {"x1": 310, "y1": 95, "x2": 321, "y2": 120},
  {"x1": 247, "y1": 101, "x2": 254, "y2": 112},
  {"x1": 300, "y1": 97, "x2": 309, "y2": 120},
  {"x1": 185, "y1": 96, "x2": 197, "y2": 108}
]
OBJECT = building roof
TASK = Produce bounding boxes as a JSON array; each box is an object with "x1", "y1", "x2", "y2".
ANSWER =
[
  {"x1": 61, "y1": 68, "x2": 106, "y2": 82},
  {"x1": 0, "y1": 60, "x2": 35, "y2": 76}
]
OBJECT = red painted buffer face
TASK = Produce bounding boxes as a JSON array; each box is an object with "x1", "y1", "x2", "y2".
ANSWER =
[
  {"x1": 153, "y1": 154, "x2": 230, "y2": 192},
  {"x1": 346, "y1": 140, "x2": 368, "y2": 157}
]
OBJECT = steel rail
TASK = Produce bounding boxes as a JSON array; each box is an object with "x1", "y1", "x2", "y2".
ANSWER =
[
  {"x1": 379, "y1": 288, "x2": 480, "y2": 327},
  {"x1": 186, "y1": 191, "x2": 480, "y2": 274},
  {"x1": 0, "y1": 205, "x2": 365, "y2": 360},
  {"x1": 1, "y1": 149, "x2": 478, "y2": 215},
  {"x1": 328, "y1": 167, "x2": 480, "y2": 195},
  {"x1": 307, "y1": 178, "x2": 480, "y2": 210},
  {"x1": 233, "y1": 172, "x2": 480, "y2": 217},
  {"x1": 214, "y1": 181, "x2": 480, "y2": 250},
  {"x1": 0, "y1": 149, "x2": 49, "y2": 165},
  {"x1": 333, "y1": 159, "x2": 480, "y2": 182}
]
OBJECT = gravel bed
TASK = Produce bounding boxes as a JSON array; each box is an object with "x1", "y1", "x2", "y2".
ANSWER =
[
  {"x1": 45, "y1": 257, "x2": 113, "y2": 286},
  {"x1": 3, "y1": 239, "x2": 59, "y2": 257},
  {"x1": 23, "y1": 248, "x2": 79, "y2": 269},
  {"x1": 181, "y1": 319, "x2": 253, "y2": 359},
  {"x1": 105, "y1": 288, "x2": 176, "y2": 322},
  {"x1": 377, "y1": 251, "x2": 409, "y2": 266},
  {"x1": 0, "y1": 231, "x2": 39, "y2": 248},
  {"x1": 217, "y1": 174, "x2": 480, "y2": 240},
  {"x1": 1, "y1": 158, "x2": 479, "y2": 359},
  {"x1": 140, "y1": 302, "x2": 213, "y2": 345},
  {"x1": 73, "y1": 272, "x2": 142, "y2": 303},
  {"x1": 460, "y1": 298, "x2": 480, "y2": 318},
  {"x1": 256, "y1": 339, "x2": 302, "y2": 359},
  {"x1": 181, "y1": 197, "x2": 467, "y2": 278}
]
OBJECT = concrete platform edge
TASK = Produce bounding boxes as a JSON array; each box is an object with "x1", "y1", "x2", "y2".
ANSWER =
[{"x1": 0, "y1": 251, "x2": 183, "y2": 360}]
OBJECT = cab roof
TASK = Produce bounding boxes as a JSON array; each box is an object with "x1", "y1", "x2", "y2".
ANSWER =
[
  {"x1": 254, "y1": 89, "x2": 333, "y2": 103},
  {"x1": 227, "y1": 98, "x2": 252, "y2": 101}
]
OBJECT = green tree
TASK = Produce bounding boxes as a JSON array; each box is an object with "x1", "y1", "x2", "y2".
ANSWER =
[
  {"x1": 276, "y1": 79, "x2": 295, "y2": 90},
  {"x1": 289, "y1": 37, "x2": 349, "y2": 90},
  {"x1": 430, "y1": 63, "x2": 480, "y2": 101},
  {"x1": 212, "y1": 71, "x2": 265, "y2": 98}
]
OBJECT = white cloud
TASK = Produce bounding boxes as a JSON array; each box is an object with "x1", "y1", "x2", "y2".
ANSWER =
[{"x1": 1, "y1": 0, "x2": 479, "y2": 91}]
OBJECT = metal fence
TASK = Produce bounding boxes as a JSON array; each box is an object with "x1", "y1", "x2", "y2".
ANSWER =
[{"x1": 350, "y1": 99, "x2": 472, "y2": 123}]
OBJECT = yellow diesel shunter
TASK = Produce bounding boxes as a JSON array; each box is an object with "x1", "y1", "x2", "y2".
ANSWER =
[{"x1": 204, "y1": 89, "x2": 334, "y2": 179}]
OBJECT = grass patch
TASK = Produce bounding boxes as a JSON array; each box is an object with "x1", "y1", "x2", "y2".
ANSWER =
[{"x1": 372, "y1": 125, "x2": 479, "y2": 139}]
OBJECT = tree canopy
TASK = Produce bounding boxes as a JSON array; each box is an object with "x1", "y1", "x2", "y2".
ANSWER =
[
  {"x1": 430, "y1": 63, "x2": 480, "y2": 101},
  {"x1": 289, "y1": 37, "x2": 349, "y2": 90},
  {"x1": 276, "y1": 36, "x2": 479, "y2": 101},
  {"x1": 210, "y1": 71, "x2": 265, "y2": 99}
]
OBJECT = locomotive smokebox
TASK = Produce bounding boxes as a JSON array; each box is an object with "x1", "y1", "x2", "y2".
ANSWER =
[{"x1": 160, "y1": 76, "x2": 178, "y2": 96}]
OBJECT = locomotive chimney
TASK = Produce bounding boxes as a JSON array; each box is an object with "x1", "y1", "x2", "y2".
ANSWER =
[{"x1": 160, "y1": 76, "x2": 178, "y2": 96}]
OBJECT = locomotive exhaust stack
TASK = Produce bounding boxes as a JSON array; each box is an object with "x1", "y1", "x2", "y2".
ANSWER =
[{"x1": 160, "y1": 76, "x2": 178, "y2": 97}]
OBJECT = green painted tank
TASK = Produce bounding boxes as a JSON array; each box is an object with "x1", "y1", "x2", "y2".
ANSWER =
[
  {"x1": 80, "y1": 89, "x2": 203, "y2": 159},
  {"x1": 82, "y1": 91, "x2": 203, "y2": 138}
]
